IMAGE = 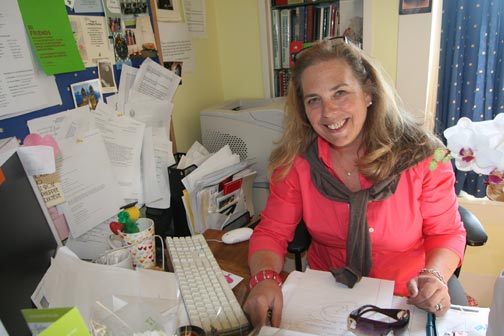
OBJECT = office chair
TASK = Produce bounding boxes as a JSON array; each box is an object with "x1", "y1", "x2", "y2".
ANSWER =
[{"x1": 287, "y1": 205, "x2": 488, "y2": 305}]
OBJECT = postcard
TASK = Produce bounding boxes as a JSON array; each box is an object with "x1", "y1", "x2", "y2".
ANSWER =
[
  {"x1": 70, "y1": 79, "x2": 102, "y2": 110},
  {"x1": 68, "y1": 15, "x2": 115, "y2": 68}
]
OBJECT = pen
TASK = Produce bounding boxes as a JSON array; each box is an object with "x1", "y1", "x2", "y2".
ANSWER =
[{"x1": 426, "y1": 312, "x2": 437, "y2": 336}]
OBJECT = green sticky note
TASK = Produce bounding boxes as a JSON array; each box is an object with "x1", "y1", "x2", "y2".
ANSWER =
[
  {"x1": 21, "y1": 307, "x2": 90, "y2": 336},
  {"x1": 17, "y1": 0, "x2": 85, "y2": 75}
]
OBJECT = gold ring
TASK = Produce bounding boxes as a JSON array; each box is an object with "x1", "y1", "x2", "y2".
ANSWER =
[{"x1": 435, "y1": 303, "x2": 443, "y2": 311}]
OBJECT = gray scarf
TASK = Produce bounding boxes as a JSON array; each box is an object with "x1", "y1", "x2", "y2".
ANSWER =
[{"x1": 304, "y1": 140, "x2": 401, "y2": 288}]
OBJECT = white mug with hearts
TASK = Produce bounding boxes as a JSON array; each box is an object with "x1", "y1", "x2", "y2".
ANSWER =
[{"x1": 118, "y1": 218, "x2": 156, "y2": 268}]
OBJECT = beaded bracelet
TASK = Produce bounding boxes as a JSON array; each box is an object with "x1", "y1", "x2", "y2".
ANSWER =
[
  {"x1": 419, "y1": 268, "x2": 446, "y2": 286},
  {"x1": 249, "y1": 270, "x2": 283, "y2": 290}
]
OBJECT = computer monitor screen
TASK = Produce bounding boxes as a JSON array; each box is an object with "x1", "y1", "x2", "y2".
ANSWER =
[{"x1": 0, "y1": 152, "x2": 59, "y2": 335}]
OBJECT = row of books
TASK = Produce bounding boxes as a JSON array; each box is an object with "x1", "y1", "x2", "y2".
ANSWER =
[
  {"x1": 272, "y1": 0, "x2": 312, "y2": 6},
  {"x1": 272, "y1": 2, "x2": 341, "y2": 70}
]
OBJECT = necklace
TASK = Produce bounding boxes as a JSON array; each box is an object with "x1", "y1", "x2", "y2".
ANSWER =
[{"x1": 330, "y1": 148, "x2": 359, "y2": 177}]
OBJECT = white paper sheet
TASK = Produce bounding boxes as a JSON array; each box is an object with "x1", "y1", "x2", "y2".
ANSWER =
[
  {"x1": 125, "y1": 90, "x2": 173, "y2": 130},
  {"x1": 182, "y1": 0, "x2": 207, "y2": 38},
  {"x1": 117, "y1": 64, "x2": 139, "y2": 114},
  {"x1": 145, "y1": 129, "x2": 175, "y2": 209},
  {"x1": 0, "y1": 0, "x2": 61, "y2": 119},
  {"x1": 141, "y1": 127, "x2": 163, "y2": 205},
  {"x1": 56, "y1": 130, "x2": 122, "y2": 238},
  {"x1": 16, "y1": 146, "x2": 56, "y2": 175},
  {"x1": 132, "y1": 57, "x2": 181, "y2": 101},
  {"x1": 157, "y1": 22, "x2": 195, "y2": 72},
  {"x1": 65, "y1": 219, "x2": 113, "y2": 260},
  {"x1": 280, "y1": 269, "x2": 394, "y2": 336},
  {"x1": 31, "y1": 246, "x2": 179, "y2": 327},
  {"x1": 27, "y1": 106, "x2": 91, "y2": 142},
  {"x1": 91, "y1": 102, "x2": 145, "y2": 201}
]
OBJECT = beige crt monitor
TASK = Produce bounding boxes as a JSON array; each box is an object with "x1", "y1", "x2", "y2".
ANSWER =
[{"x1": 200, "y1": 97, "x2": 285, "y2": 214}]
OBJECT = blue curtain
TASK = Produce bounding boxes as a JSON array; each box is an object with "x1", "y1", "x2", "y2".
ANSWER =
[{"x1": 436, "y1": 0, "x2": 504, "y2": 197}]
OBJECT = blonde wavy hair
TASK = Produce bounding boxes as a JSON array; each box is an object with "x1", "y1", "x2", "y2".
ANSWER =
[{"x1": 269, "y1": 38, "x2": 441, "y2": 182}]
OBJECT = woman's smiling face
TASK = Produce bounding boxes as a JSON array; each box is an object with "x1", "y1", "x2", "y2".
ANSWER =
[{"x1": 302, "y1": 58, "x2": 372, "y2": 150}]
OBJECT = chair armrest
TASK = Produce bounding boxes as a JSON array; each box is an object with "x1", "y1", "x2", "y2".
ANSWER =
[
  {"x1": 287, "y1": 220, "x2": 311, "y2": 255},
  {"x1": 459, "y1": 206, "x2": 488, "y2": 247}
]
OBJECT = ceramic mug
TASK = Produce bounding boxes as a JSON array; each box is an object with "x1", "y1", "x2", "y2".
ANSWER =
[
  {"x1": 115, "y1": 218, "x2": 156, "y2": 269},
  {"x1": 94, "y1": 248, "x2": 133, "y2": 269}
]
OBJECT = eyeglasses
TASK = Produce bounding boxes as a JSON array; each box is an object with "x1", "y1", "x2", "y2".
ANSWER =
[
  {"x1": 290, "y1": 35, "x2": 350, "y2": 65},
  {"x1": 347, "y1": 305, "x2": 410, "y2": 336}
]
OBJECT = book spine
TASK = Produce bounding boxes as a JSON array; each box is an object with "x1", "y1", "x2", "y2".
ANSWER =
[
  {"x1": 271, "y1": 9, "x2": 281, "y2": 70},
  {"x1": 278, "y1": 69, "x2": 285, "y2": 96},
  {"x1": 317, "y1": 6, "x2": 324, "y2": 40},
  {"x1": 293, "y1": 7, "x2": 301, "y2": 41},
  {"x1": 336, "y1": 0, "x2": 341, "y2": 36},
  {"x1": 298, "y1": 7, "x2": 306, "y2": 41},
  {"x1": 329, "y1": 5, "x2": 336, "y2": 37},
  {"x1": 280, "y1": 9, "x2": 291, "y2": 69},
  {"x1": 322, "y1": 6, "x2": 329, "y2": 39},
  {"x1": 306, "y1": 5, "x2": 314, "y2": 41}
]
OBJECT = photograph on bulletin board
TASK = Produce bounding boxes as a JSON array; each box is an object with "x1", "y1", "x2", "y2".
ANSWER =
[
  {"x1": 98, "y1": 60, "x2": 118, "y2": 94},
  {"x1": 70, "y1": 79, "x2": 102, "y2": 110}
]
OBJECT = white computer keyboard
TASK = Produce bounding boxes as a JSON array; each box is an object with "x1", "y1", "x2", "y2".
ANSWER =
[{"x1": 166, "y1": 235, "x2": 250, "y2": 335}]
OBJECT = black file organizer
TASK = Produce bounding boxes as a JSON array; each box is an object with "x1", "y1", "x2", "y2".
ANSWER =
[
  {"x1": 168, "y1": 153, "x2": 253, "y2": 235},
  {"x1": 168, "y1": 153, "x2": 197, "y2": 236}
]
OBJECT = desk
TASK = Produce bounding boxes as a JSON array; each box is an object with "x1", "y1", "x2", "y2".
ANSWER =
[{"x1": 201, "y1": 229, "x2": 288, "y2": 307}]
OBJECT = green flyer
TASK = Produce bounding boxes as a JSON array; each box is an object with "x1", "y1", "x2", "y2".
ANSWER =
[
  {"x1": 21, "y1": 307, "x2": 89, "y2": 335},
  {"x1": 17, "y1": 0, "x2": 85, "y2": 75}
]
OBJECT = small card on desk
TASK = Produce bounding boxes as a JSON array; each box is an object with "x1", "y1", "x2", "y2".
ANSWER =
[{"x1": 21, "y1": 307, "x2": 89, "y2": 336}]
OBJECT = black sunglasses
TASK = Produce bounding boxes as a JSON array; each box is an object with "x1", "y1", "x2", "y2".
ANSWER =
[
  {"x1": 290, "y1": 35, "x2": 350, "y2": 64},
  {"x1": 347, "y1": 305, "x2": 410, "y2": 336}
]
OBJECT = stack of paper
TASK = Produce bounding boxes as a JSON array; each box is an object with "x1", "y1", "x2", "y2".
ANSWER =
[
  {"x1": 23, "y1": 57, "x2": 180, "y2": 259},
  {"x1": 179, "y1": 144, "x2": 257, "y2": 234},
  {"x1": 32, "y1": 247, "x2": 181, "y2": 329}
]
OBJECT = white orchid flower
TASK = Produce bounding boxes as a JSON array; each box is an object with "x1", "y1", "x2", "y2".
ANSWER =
[{"x1": 443, "y1": 114, "x2": 504, "y2": 176}]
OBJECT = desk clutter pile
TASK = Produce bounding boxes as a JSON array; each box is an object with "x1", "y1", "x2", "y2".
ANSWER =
[{"x1": 168, "y1": 141, "x2": 257, "y2": 237}]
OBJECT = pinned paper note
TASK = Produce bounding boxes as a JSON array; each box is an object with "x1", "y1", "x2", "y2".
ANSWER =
[{"x1": 33, "y1": 173, "x2": 65, "y2": 208}]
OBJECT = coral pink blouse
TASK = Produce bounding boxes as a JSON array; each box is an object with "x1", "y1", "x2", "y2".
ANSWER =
[{"x1": 249, "y1": 137, "x2": 466, "y2": 296}]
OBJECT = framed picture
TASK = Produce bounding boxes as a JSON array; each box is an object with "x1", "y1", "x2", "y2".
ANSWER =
[{"x1": 399, "y1": 0, "x2": 432, "y2": 15}]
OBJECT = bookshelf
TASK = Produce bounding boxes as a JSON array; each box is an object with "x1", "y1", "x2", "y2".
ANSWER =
[{"x1": 258, "y1": 0, "x2": 371, "y2": 98}]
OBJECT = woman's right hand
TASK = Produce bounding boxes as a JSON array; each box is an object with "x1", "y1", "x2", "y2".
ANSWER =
[{"x1": 243, "y1": 279, "x2": 284, "y2": 328}]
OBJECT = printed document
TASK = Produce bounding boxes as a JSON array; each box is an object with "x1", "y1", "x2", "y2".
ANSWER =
[
  {"x1": 281, "y1": 269, "x2": 394, "y2": 336},
  {"x1": 56, "y1": 130, "x2": 122, "y2": 238},
  {"x1": 0, "y1": 0, "x2": 60, "y2": 119},
  {"x1": 157, "y1": 22, "x2": 195, "y2": 72},
  {"x1": 132, "y1": 57, "x2": 181, "y2": 102},
  {"x1": 91, "y1": 103, "x2": 145, "y2": 201}
]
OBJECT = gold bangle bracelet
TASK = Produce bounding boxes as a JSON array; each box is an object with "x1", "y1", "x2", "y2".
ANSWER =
[{"x1": 419, "y1": 268, "x2": 447, "y2": 286}]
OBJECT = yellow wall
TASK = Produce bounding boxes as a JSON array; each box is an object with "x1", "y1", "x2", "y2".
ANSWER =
[
  {"x1": 171, "y1": 0, "x2": 266, "y2": 152},
  {"x1": 170, "y1": 0, "x2": 225, "y2": 152},
  {"x1": 368, "y1": 1, "x2": 398, "y2": 83},
  {"x1": 214, "y1": 0, "x2": 265, "y2": 101},
  {"x1": 458, "y1": 198, "x2": 504, "y2": 306}
]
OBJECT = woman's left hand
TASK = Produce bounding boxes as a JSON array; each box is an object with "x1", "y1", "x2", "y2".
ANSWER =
[{"x1": 406, "y1": 274, "x2": 450, "y2": 316}]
